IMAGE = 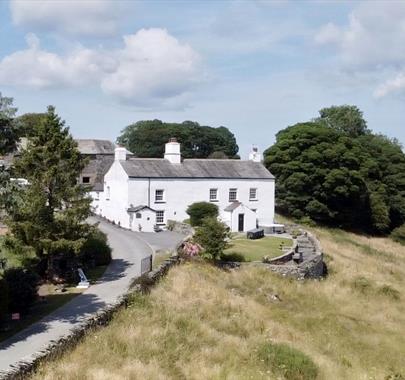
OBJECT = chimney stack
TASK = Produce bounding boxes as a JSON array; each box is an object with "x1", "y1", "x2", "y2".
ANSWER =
[
  {"x1": 164, "y1": 138, "x2": 181, "y2": 164},
  {"x1": 249, "y1": 145, "x2": 262, "y2": 163},
  {"x1": 115, "y1": 146, "x2": 127, "y2": 161}
]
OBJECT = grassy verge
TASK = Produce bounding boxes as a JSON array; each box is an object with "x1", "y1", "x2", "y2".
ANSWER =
[
  {"x1": 223, "y1": 235, "x2": 292, "y2": 262},
  {"x1": 0, "y1": 265, "x2": 108, "y2": 343},
  {"x1": 152, "y1": 251, "x2": 173, "y2": 269},
  {"x1": 32, "y1": 223, "x2": 405, "y2": 380}
]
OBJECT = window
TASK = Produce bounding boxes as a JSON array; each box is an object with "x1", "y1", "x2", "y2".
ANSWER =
[
  {"x1": 229, "y1": 188, "x2": 237, "y2": 202},
  {"x1": 249, "y1": 188, "x2": 258, "y2": 201},
  {"x1": 106, "y1": 186, "x2": 110, "y2": 200},
  {"x1": 136, "y1": 212, "x2": 142, "y2": 219},
  {"x1": 156, "y1": 210, "x2": 165, "y2": 224},
  {"x1": 155, "y1": 189, "x2": 165, "y2": 202},
  {"x1": 82, "y1": 176, "x2": 90, "y2": 184},
  {"x1": 209, "y1": 188, "x2": 218, "y2": 202}
]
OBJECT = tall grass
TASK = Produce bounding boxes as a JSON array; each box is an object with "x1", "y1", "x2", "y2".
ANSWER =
[{"x1": 33, "y1": 224, "x2": 405, "y2": 380}]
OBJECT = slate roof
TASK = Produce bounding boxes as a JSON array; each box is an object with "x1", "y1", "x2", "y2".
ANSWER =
[
  {"x1": 224, "y1": 201, "x2": 242, "y2": 212},
  {"x1": 120, "y1": 159, "x2": 274, "y2": 179},
  {"x1": 81, "y1": 155, "x2": 114, "y2": 191},
  {"x1": 127, "y1": 205, "x2": 156, "y2": 213},
  {"x1": 76, "y1": 139, "x2": 116, "y2": 155}
]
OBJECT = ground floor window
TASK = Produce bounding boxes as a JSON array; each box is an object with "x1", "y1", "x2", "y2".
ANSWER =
[
  {"x1": 156, "y1": 210, "x2": 165, "y2": 224},
  {"x1": 209, "y1": 188, "x2": 218, "y2": 201}
]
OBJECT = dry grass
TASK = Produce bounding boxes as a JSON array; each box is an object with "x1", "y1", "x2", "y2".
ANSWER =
[{"x1": 33, "y1": 225, "x2": 405, "y2": 380}]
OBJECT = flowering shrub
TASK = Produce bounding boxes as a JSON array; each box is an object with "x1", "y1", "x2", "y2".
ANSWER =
[{"x1": 181, "y1": 241, "x2": 203, "y2": 258}]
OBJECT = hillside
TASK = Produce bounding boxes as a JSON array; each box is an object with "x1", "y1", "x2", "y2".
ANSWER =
[{"x1": 33, "y1": 225, "x2": 405, "y2": 380}]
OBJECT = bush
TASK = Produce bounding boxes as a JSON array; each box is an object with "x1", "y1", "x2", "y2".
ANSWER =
[
  {"x1": 3, "y1": 268, "x2": 40, "y2": 314},
  {"x1": 258, "y1": 342, "x2": 318, "y2": 380},
  {"x1": 80, "y1": 229, "x2": 112, "y2": 266},
  {"x1": 0, "y1": 277, "x2": 9, "y2": 322},
  {"x1": 194, "y1": 217, "x2": 230, "y2": 260},
  {"x1": 186, "y1": 202, "x2": 218, "y2": 227},
  {"x1": 390, "y1": 224, "x2": 405, "y2": 246}
]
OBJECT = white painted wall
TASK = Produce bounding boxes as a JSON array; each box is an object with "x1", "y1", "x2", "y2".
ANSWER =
[
  {"x1": 93, "y1": 161, "x2": 275, "y2": 233},
  {"x1": 225, "y1": 204, "x2": 257, "y2": 232},
  {"x1": 129, "y1": 209, "x2": 156, "y2": 232},
  {"x1": 92, "y1": 160, "x2": 130, "y2": 227}
]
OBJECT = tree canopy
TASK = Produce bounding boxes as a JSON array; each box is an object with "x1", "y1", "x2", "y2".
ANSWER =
[
  {"x1": 264, "y1": 105, "x2": 405, "y2": 233},
  {"x1": 117, "y1": 120, "x2": 239, "y2": 158},
  {"x1": 5, "y1": 106, "x2": 92, "y2": 274},
  {"x1": 0, "y1": 93, "x2": 18, "y2": 156}
]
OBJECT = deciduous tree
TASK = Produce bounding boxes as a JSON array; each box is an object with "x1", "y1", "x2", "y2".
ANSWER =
[{"x1": 117, "y1": 120, "x2": 239, "y2": 158}]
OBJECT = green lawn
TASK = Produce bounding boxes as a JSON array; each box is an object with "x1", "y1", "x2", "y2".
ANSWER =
[{"x1": 223, "y1": 235, "x2": 293, "y2": 262}]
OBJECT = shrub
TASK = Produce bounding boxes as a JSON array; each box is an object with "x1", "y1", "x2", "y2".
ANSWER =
[
  {"x1": 194, "y1": 217, "x2": 231, "y2": 260},
  {"x1": 258, "y1": 342, "x2": 318, "y2": 380},
  {"x1": 220, "y1": 252, "x2": 245, "y2": 262},
  {"x1": 390, "y1": 224, "x2": 405, "y2": 246},
  {"x1": 186, "y1": 202, "x2": 219, "y2": 227},
  {"x1": 180, "y1": 241, "x2": 203, "y2": 258},
  {"x1": 166, "y1": 220, "x2": 176, "y2": 231},
  {"x1": 80, "y1": 229, "x2": 112, "y2": 267},
  {"x1": 0, "y1": 277, "x2": 8, "y2": 322},
  {"x1": 3, "y1": 268, "x2": 40, "y2": 314}
]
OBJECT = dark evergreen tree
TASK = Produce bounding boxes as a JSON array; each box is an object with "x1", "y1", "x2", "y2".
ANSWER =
[
  {"x1": 264, "y1": 105, "x2": 405, "y2": 233},
  {"x1": 5, "y1": 106, "x2": 92, "y2": 277}
]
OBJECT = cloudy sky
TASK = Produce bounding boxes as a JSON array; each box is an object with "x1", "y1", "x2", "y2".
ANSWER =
[{"x1": 0, "y1": 0, "x2": 404, "y2": 157}]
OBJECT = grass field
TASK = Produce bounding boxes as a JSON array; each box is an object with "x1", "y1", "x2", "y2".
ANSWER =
[
  {"x1": 223, "y1": 235, "x2": 293, "y2": 261},
  {"x1": 33, "y1": 223, "x2": 405, "y2": 380}
]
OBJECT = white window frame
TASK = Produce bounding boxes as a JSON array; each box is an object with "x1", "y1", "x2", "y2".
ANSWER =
[
  {"x1": 229, "y1": 188, "x2": 237, "y2": 202},
  {"x1": 249, "y1": 188, "x2": 258, "y2": 201},
  {"x1": 156, "y1": 210, "x2": 165, "y2": 224},
  {"x1": 209, "y1": 188, "x2": 218, "y2": 202},
  {"x1": 155, "y1": 189, "x2": 165, "y2": 203}
]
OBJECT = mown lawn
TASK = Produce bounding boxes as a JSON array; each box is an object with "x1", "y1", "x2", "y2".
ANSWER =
[
  {"x1": 223, "y1": 235, "x2": 293, "y2": 261},
  {"x1": 33, "y1": 222, "x2": 405, "y2": 379}
]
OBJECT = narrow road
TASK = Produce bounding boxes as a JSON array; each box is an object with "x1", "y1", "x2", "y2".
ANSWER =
[{"x1": 0, "y1": 218, "x2": 153, "y2": 377}]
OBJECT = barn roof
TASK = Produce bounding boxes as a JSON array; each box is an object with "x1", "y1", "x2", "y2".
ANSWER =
[
  {"x1": 120, "y1": 158, "x2": 274, "y2": 179},
  {"x1": 76, "y1": 139, "x2": 116, "y2": 155},
  {"x1": 81, "y1": 155, "x2": 114, "y2": 191}
]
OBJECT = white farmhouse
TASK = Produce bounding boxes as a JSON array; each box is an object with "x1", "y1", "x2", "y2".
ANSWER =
[{"x1": 91, "y1": 138, "x2": 275, "y2": 233}]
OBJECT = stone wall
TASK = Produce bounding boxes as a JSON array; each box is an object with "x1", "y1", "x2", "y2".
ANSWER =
[{"x1": 266, "y1": 253, "x2": 325, "y2": 280}]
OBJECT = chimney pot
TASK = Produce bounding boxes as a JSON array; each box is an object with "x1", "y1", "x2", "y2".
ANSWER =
[
  {"x1": 164, "y1": 138, "x2": 181, "y2": 164},
  {"x1": 115, "y1": 146, "x2": 127, "y2": 161}
]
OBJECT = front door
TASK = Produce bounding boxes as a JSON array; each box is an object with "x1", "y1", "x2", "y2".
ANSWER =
[{"x1": 238, "y1": 213, "x2": 244, "y2": 232}]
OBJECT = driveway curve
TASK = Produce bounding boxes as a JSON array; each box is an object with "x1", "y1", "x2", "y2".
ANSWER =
[{"x1": 0, "y1": 217, "x2": 153, "y2": 377}]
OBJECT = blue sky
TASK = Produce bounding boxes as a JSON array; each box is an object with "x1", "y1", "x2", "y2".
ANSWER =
[{"x1": 0, "y1": 0, "x2": 404, "y2": 157}]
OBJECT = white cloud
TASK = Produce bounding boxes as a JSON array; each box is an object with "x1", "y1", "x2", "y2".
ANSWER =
[
  {"x1": 9, "y1": 0, "x2": 123, "y2": 37},
  {"x1": 100, "y1": 29, "x2": 201, "y2": 106},
  {"x1": 315, "y1": 2, "x2": 405, "y2": 97},
  {"x1": 315, "y1": 2, "x2": 405, "y2": 67},
  {"x1": 374, "y1": 72, "x2": 405, "y2": 98},
  {"x1": 0, "y1": 29, "x2": 202, "y2": 109},
  {"x1": 0, "y1": 33, "x2": 114, "y2": 88}
]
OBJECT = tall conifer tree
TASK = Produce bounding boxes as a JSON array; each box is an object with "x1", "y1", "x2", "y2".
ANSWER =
[{"x1": 6, "y1": 106, "x2": 92, "y2": 275}]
